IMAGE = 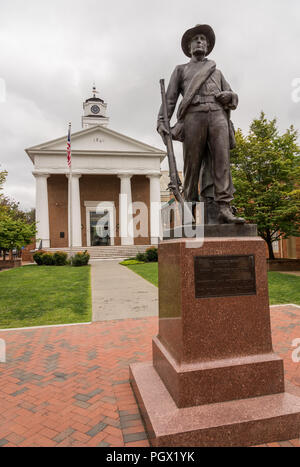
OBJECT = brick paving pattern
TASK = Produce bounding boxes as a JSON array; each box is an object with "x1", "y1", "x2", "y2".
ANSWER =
[{"x1": 0, "y1": 305, "x2": 299, "y2": 447}]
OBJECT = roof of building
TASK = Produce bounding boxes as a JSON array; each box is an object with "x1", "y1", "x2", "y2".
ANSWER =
[{"x1": 85, "y1": 97, "x2": 104, "y2": 103}]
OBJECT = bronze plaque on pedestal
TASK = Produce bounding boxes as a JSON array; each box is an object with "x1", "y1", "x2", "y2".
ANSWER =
[{"x1": 194, "y1": 255, "x2": 256, "y2": 298}]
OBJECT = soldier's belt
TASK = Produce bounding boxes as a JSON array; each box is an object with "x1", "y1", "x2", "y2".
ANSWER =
[{"x1": 192, "y1": 95, "x2": 217, "y2": 105}]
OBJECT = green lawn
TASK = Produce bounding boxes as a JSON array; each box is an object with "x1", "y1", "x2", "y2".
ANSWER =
[
  {"x1": 0, "y1": 265, "x2": 92, "y2": 329},
  {"x1": 124, "y1": 263, "x2": 300, "y2": 305},
  {"x1": 268, "y1": 271, "x2": 300, "y2": 305},
  {"x1": 126, "y1": 262, "x2": 159, "y2": 287}
]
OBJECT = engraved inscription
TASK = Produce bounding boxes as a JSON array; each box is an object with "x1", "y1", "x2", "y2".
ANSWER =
[
  {"x1": 194, "y1": 255, "x2": 256, "y2": 298},
  {"x1": 93, "y1": 137, "x2": 104, "y2": 143}
]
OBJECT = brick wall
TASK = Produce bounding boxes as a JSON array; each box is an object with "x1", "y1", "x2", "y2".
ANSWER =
[
  {"x1": 131, "y1": 175, "x2": 150, "y2": 245},
  {"x1": 48, "y1": 175, "x2": 69, "y2": 248},
  {"x1": 297, "y1": 237, "x2": 300, "y2": 258},
  {"x1": 47, "y1": 174, "x2": 151, "y2": 248},
  {"x1": 21, "y1": 241, "x2": 35, "y2": 262},
  {"x1": 264, "y1": 237, "x2": 300, "y2": 259}
]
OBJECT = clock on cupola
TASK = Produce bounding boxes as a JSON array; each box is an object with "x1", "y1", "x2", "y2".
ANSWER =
[{"x1": 82, "y1": 84, "x2": 109, "y2": 129}]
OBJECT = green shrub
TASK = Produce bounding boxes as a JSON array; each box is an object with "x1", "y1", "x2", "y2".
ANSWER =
[
  {"x1": 136, "y1": 252, "x2": 147, "y2": 262},
  {"x1": 33, "y1": 250, "x2": 46, "y2": 265},
  {"x1": 42, "y1": 253, "x2": 55, "y2": 266},
  {"x1": 53, "y1": 251, "x2": 68, "y2": 266},
  {"x1": 71, "y1": 250, "x2": 90, "y2": 267},
  {"x1": 145, "y1": 247, "x2": 158, "y2": 262},
  {"x1": 120, "y1": 259, "x2": 145, "y2": 265}
]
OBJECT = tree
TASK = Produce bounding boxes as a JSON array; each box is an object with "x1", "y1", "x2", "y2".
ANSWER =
[
  {"x1": 231, "y1": 112, "x2": 300, "y2": 259},
  {"x1": 0, "y1": 213, "x2": 36, "y2": 252},
  {"x1": 0, "y1": 168, "x2": 8, "y2": 201},
  {"x1": 0, "y1": 169, "x2": 36, "y2": 258},
  {"x1": 0, "y1": 196, "x2": 35, "y2": 223}
]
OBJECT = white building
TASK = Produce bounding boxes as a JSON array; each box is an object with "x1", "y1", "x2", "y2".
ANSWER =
[{"x1": 25, "y1": 87, "x2": 166, "y2": 252}]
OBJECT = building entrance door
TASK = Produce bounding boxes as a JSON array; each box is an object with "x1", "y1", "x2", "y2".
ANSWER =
[{"x1": 90, "y1": 211, "x2": 110, "y2": 246}]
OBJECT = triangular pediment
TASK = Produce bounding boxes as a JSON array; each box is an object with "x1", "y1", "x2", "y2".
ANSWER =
[{"x1": 26, "y1": 125, "x2": 165, "y2": 157}]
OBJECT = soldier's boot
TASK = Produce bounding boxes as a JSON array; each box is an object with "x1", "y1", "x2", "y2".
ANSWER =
[
  {"x1": 218, "y1": 202, "x2": 245, "y2": 224},
  {"x1": 205, "y1": 197, "x2": 220, "y2": 225}
]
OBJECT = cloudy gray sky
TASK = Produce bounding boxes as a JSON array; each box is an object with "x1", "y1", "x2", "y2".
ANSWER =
[{"x1": 0, "y1": 0, "x2": 300, "y2": 209}]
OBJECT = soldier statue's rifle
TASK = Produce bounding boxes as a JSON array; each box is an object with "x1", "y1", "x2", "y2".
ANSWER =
[{"x1": 159, "y1": 79, "x2": 194, "y2": 224}]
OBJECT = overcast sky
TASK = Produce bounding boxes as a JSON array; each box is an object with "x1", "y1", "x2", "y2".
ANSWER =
[{"x1": 0, "y1": 0, "x2": 300, "y2": 209}]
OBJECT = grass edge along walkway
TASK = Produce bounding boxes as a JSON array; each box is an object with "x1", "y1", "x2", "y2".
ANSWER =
[
  {"x1": 124, "y1": 262, "x2": 158, "y2": 287},
  {"x1": 123, "y1": 263, "x2": 300, "y2": 306},
  {"x1": 0, "y1": 265, "x2": 92, "y2": 329}
]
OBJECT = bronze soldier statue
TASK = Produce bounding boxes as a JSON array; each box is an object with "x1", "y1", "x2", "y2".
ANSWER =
[{"x1": 157, "y1": 24, "x2": 245, "y2": 224}]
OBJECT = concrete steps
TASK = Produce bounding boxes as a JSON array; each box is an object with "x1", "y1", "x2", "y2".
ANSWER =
[{"x1": 45, "y1": 244, "x2": 155, "y2": 259}]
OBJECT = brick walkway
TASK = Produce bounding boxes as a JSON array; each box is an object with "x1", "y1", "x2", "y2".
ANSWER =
[{"x1": 0, "y1": 305, "x2": 299, "y2": 447}]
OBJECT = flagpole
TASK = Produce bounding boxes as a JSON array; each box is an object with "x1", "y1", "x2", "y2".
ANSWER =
[{"x1": 68, "y1": 122, "x2": 73, "y2": 259}]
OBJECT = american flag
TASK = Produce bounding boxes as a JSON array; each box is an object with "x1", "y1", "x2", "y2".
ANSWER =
[{"x1": 67, "y1": 122, "x2": 71, "y2": 168}]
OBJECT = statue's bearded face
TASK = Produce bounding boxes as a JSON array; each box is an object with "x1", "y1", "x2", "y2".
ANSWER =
[{"x1": 189, "y1": 34, "x2": 209, "y2": 57}]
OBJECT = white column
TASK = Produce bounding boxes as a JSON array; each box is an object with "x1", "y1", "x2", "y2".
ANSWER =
[
  {"x1": 67, "y1": 174, "x2": 82, "y2": 247},
  {"x1": 147, "y1": 173, "x2": 162, "y2": 244},
  {"x1": 118, "y1": 174, "x2": 134, "y2": 245},
  {"x1": 34, "y1": 173, "x2": 50, "y2": 248}
]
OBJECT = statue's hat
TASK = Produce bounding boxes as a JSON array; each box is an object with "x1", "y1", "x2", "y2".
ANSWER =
[{"x1": 181, "y1": 24, "x2": 215, "y2": 57}]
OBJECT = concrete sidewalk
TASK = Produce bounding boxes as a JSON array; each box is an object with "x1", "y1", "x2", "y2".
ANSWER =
[{"x1": 91, "y1": 260, "x2": 158, "y2": 321}]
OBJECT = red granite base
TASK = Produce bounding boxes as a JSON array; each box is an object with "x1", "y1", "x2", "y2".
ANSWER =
[
  {"x1": 153, "y1": 336, "x2": 285, "y2": 408},
  {"x1": 130, "y1": 362, "x2": 300, "y2": 447},
  {"x1": 130, "y1": 236, "x2": 300, "y2": 445}
]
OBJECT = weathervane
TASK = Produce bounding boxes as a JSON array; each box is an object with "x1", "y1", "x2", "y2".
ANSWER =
[{"x1": 92, "y1": 82, "x2": 99, "y2": 98}]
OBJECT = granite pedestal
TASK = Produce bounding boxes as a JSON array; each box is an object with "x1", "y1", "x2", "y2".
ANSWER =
[{"x1": 130, "y1": 228, "x2": 300, "y2": 446}]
